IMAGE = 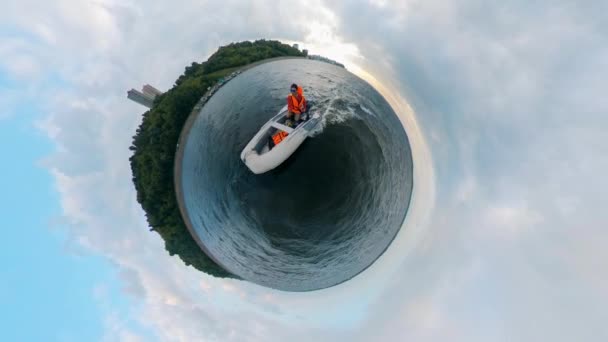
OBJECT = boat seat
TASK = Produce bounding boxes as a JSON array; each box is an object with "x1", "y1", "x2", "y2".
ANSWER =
[{"x1": 270, "y1": 122, "x2": 294, "y2": 134}]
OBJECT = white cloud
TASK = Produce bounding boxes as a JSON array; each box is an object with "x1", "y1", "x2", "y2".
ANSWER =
[
  {"x1": 0, "y1": 38, "x2": 40, "y2": 79},
  {"x1": 7, "y1": 0, "x2": 607, "y2": 340},
  {"x1": 19, "y1": 0, "x2": 372, "y2": 340},
  {"x1": 322, "y1": 0, "x2": 608, "y2": 341}
]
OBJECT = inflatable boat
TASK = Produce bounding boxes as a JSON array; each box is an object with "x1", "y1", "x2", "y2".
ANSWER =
[{"x1": 240, "y1": 104, "x2": 323, "y2": 174}]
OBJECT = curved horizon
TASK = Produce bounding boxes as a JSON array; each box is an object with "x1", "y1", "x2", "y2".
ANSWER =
[{"x1": 4, "y1": 1, "x2": 608, "y2": 341}]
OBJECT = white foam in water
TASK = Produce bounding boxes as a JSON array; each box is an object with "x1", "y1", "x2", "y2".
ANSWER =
[
  {"x1": 360, "y1": 104, "x2": 376, "y2": 117},
  {"x1": 309, "y1": 95, "x2": 352, "y2": 137}
]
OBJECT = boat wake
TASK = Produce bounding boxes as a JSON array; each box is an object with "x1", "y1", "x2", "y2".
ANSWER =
[{"x1": 309, "y1": 95, "x2": 343, "y2": 137}]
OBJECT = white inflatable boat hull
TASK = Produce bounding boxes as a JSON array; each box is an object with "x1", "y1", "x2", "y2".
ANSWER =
[{"x1": 240, "y1": 105, "x2": 322, "y2": 174}]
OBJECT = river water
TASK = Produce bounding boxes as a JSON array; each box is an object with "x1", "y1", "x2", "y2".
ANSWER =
[{"x1": 180, "y1": 59, "x2": 413, "y2": 291}]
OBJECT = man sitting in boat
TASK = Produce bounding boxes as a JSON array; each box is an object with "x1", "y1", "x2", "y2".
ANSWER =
[{"x1": 286, "y1": 83, "x2": 307, "y2": 127}]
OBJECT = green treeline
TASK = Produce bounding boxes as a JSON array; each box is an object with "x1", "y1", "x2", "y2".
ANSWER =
[{"x1": 129, "y1": 40, "x2": 304, "y2": 277}]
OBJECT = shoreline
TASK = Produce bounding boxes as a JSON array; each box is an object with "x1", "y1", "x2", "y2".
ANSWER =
[{"x1": 172, "y1": 56, "x2": 306, "y2": 276}]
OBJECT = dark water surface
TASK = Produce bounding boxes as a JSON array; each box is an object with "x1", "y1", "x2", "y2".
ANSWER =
[{"x1": 180, "y1": 59, "x2": 413, "y2": 291}]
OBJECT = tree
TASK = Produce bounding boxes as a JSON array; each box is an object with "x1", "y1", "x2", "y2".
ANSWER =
[{"x1": 129, "y1": 40, "x2": 304, "y2": 277}]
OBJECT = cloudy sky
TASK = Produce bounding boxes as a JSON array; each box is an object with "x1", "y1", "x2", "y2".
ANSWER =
[{"x1": 2, "y1": 0, "x2": 607, "y2": 341}]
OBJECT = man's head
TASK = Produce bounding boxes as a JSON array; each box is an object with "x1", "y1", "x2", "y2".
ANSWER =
[{"x1": 290, "y1": 83, "x2": 298, "y2": 94}]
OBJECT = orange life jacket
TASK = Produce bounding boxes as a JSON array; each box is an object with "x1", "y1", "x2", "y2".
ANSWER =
[
  {"x1": 287, "y1": 86, "x2": 306, "y2": 114},
  {"x1": 272, "y1": 130, "x2": 289, "y2": 145}
]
